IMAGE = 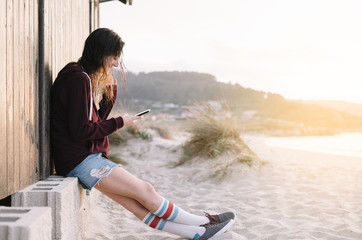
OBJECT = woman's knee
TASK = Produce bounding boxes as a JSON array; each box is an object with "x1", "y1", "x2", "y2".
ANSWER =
[
  {"x1": 137, "y1": 181, "x2": 161, "y2": 211},
  {"x1": 141, "y1": 181, "x2": 156, "y2": 196}
]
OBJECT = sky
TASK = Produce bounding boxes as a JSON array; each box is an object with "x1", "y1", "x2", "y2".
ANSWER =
[{"x1": 100, "y1": 0, "x2": 362, "y2": 104}]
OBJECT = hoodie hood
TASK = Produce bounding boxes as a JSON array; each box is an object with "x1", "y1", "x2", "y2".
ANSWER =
[{"x1": 56, "y1": 62, "x2": 84, "y2": 79}]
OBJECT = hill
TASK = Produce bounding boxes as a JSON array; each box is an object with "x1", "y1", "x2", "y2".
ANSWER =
[
  {"x1": 115, "y1": 71, "x2": 362, "y2": 134},
  {"x1": 118, "y1": 71, "x2": 277, "y2": 110},
  {"x1": 309, "y1": 100, "x2": 362, "y2": 117}
]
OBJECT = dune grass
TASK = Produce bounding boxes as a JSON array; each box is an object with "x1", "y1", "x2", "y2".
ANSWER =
[
  {"x1": 108, "y1": 122, "x2": 154, "y2": 145},
  {"x1": 108, "y1": 130, "x2": 128, "y2": 145},
  {"x1": 109, "y1": 119, "x2": 175, "y2": 146},
  {"x1": 176, "y1": 103, "x2": 259, "y2": 166},
  {"x1": 108, "y1": 153, "x2": 128, "y2": 165},
  {"x1": 150, "y1": 125, "x2": 172, "y2": 139}
]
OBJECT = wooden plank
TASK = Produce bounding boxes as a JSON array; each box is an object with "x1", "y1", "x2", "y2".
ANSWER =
[
  {"x1": 33, "y1": 0, "x2": 40, "y2": 180},
  {"x1": 0, "y1": 0, "x2": 8, "y2": 199},
  {"x1": 28, "y1": 0, "x2": 33, "y2": 182},
  {"x1": 29, "y1": 0, "x2": 39, "y2": 183},
  {"x1": 23, "y1": 0, "x2": 31, "y2": 187},
  {"x1": 13, "y1": 0, "x2": 21, "y2": 192},
  {"x1": 58, "y1": 0, "x2": 63, "y2": 72},
  {"x1": 39, "y1": 0, "x2": 51, "y2": 179},
  {"x1": 35, "y1": 0, "x2": 39, "y2": 181},
  {"x1": 6, "y1": 0, "x2": 15, "y2": 195},
  {"x1": 61, "y1": 0, "x2": 65, "y2": 65},
  {"x1": 65, "y1": 0, "x2": 70, "y2": 63},
  {"x1": 52, "y1": 0, "x2": 57, "y2": 74},
  {"x1": 72, "y1": 0, "x2": 77, "y2": 61},
  {"x1": 18, "y1": 0, "x2": 28, "y2": 190},
  {"x1": 50, "y1": 0, "x2": 55, "y2": 79},
  {"x1": 74, "y1": 0, "x2": 80, "y2": 58}
]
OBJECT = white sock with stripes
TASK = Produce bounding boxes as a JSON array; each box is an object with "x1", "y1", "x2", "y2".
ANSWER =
[
  {"x1": 142, "y1": 212, "x2": 206, "y2": 239},
  {"x1": 154, "y1": 198, "x2": 210, "y2": 226}
]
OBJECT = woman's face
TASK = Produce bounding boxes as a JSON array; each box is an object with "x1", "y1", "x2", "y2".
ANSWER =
[{"x1": 104, "y1": 55, "x2": 120, "y2": 69}]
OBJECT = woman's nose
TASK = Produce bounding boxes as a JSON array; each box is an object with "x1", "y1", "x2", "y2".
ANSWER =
[{"x1": 112, "y1": 61, "x2": 119, "y2": 67}]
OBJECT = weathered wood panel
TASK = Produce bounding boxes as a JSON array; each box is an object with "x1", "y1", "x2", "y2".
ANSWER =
[
  {"x1": 1, "y1": 0, "x2": 97, "y2": 199},
  {"x1": 19, "y1": 0, "x2": 27, "y2": 190},
  {"x1": 6, "y1": 0, "x2": 15, "y2": 197},
  {"x1": 0, "y1": 0, "x2": 40, "y2": 199},
  {"x1": 0, "y1": 0, "x2": 8, "y2": 199},
  {"x1": 30, "y1": 0, "x2": 39, "y2": 184}
]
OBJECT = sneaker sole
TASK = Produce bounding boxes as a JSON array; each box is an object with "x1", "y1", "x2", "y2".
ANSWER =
[{"x1": 214, "y1": 216, "x2": 236, "y2": 237}]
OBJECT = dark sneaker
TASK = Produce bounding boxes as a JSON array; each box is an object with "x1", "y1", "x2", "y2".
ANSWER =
[
  {"x1": 194, "y1": 219, "x2": 234, "y2": 240},
  {"x1": 205, "y1": 212, "x2": 236, "y2": 226}
]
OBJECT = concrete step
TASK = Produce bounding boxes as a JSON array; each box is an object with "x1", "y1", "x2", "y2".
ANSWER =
[
  {"x1": 0, "y1": 206, "x2": 51, "y2": 240},
  {"x1": 12, "y1": 176, "x2": 93, "y2": 240}
]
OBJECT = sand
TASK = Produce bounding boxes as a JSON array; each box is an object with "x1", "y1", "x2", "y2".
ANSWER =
[{"x1": 83, "y1": 132, "x2": 362, "y2": 240}]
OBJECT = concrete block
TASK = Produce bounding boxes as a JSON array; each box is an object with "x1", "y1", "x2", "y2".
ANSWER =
[
  {"x1": 12, "y1": 176, "x2": 92, "y2": 240},
  {"x1": 0, "y1": 206, "x2": 51, "y2": 240}
]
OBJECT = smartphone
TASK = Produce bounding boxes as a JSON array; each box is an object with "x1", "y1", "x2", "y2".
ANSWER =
[{"x1": 136, "y1": 109, "x2": 151, "y2": 116}]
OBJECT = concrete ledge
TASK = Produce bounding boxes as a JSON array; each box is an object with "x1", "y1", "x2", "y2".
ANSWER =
[
  {"x1": 12, "y1": 176, "x2": 92, "y2": 240},
  {"x1": 0, "y1": 206, "x2": 51, "y2": 240}
]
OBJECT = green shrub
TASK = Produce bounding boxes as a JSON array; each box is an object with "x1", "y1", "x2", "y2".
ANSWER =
[
  {"x1": 140, "y1": 131, "x2": 152, "y2": 140},
  {"x1": 209, "y1": 138, "x2": 228, "y2": 158}
]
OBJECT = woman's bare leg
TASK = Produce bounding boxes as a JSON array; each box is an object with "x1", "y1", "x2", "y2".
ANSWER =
[
  {"x1": 94, "y1": 166, "x2": 233, "y2": 239},
  {"x1": 95, "y1": 166, "x2": 163, "y2": 213},
  {"x1": 96, "y1": 181, "x2": 209, "y2": 239},
  {"x1": 97, "y1": 189, "x2": 149, "y2": 220}
]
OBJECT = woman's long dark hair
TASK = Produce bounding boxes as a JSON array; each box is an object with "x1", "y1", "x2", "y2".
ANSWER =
[{"x1": 79, "y1": 28, "x2": 125, "y2": 102}]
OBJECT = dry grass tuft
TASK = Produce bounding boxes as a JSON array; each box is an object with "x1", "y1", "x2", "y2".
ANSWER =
[
  {"x1": 127, "y1": 124, "x2": 142, "y2": 136},
  {"x1": 108, "y1": 130, "x2": 128, "y2": 145},
  {"x1": 151, "y1": 126, "x2": 172, "y2": 139},
  {"x1": 176, "y1": 103, "x2": 258, "y2": 166},
  {"x1": 108, "y1": 153, "x2": 128, "y2": 165},
  {"x1": 109, "y1": 121, "x2": 155, "y2": 145}
]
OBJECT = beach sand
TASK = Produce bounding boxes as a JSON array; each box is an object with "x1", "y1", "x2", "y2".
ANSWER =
[{"x1": 84, "y1": 132, "x2": 362, "y2": 240}]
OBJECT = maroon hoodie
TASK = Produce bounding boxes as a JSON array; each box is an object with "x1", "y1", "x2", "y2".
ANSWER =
[{"x1": 50, "y1": 62, "x2": 124, "y2": 176}]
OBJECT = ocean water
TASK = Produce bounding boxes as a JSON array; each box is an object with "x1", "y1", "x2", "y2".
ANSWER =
[{"x1": 265, "y1": 132, "x2": 362, "y2": 158}]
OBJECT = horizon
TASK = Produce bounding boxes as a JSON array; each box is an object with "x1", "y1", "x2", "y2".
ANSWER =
[{"x1": 101, "y1": 0, "x2": 362, "y2": 105}]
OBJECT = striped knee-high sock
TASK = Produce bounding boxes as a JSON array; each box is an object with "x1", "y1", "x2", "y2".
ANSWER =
[
  {"x1": 154, "y1": 198, "x2": 209, "y2": 226},
  {"x1": 142, "y1": 212, "x2": 206, "y2": 239}
]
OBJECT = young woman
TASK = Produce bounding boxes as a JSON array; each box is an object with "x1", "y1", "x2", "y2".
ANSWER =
[{"x1": 50, "y1": 28, "x2": 235, "y2": 240}]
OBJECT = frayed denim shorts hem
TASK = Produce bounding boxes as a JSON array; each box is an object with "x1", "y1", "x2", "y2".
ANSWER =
[{"x1": 66, "y1": 153, "x2": 119, "y2": 190}]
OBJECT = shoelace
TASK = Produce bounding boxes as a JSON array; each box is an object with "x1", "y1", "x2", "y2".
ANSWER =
[{"x1": 201, "y1": 213, "x2": 221, "y2": 228}]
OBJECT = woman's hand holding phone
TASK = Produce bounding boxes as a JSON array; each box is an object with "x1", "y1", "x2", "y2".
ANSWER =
[
  {"x1": 121, "y1": 109, "x2": 150, "y2": 127},
  {"x1": 122, "y1": 115, "x2": 141, "y2": 127}
]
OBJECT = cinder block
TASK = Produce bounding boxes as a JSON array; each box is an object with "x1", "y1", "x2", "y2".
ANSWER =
[
  {"x1": 0, "y1": 206, "x2": 51, "y2": 240},
  {"x1": 12, "y1": 176, "x2": 92, "y2": 240}
]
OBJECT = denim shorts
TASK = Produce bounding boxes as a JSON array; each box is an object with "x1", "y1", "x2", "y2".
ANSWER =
[{"x1": 66, "y1": 153, "x2": 119, "y2": 190}]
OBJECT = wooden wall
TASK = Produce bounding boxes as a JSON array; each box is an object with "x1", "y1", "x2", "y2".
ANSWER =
[
  {"x1": 0, "y1": 0, "x2": 40, "y2": 200},
  {"x1": 0, "y1": 0, "x2": 98, "y2": 200}
]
